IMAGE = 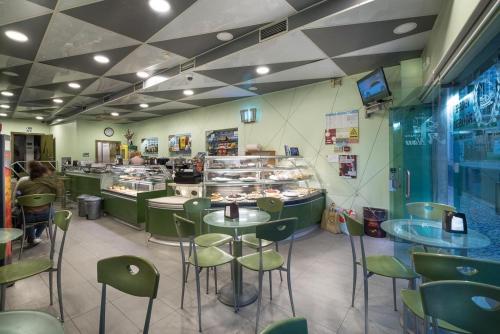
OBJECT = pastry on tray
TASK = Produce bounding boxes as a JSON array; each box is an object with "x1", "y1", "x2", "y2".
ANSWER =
[
  {"x1": 246, "y1": 192, "x2": 263, "y2": 200},
  {"x1": 225, "y1": 193, "x2": 247, "y2": 201}
]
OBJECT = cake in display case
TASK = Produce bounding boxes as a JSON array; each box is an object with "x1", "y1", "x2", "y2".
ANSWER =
[
  {"x1": 203, "y1": 156, "x2": 323, "y2": 204},
  {"x1": 101, "y1": 165, "x2": 171, "y2": 197}
]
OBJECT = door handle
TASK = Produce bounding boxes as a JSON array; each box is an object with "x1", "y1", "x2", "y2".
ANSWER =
[{"x1": 406, "y1": 170, "x2": 411, "y2": 199}]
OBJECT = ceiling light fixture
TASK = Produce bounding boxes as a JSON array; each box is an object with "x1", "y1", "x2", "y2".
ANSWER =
[
  {"x1": 5, "y1": 30, "x2": 28, "y2": 42},
  {"x1": 144, "y1": 75, "x2": 168, "y2": 88},
  {"x1": 139, "y1": 103, "x2": 149, "y2": 108},
  {"x1": 256, "y1": 66, "x2": 270, "y2": 75},
  {"x1": 248, "y1": 86, "x2": 258, "y2": 91},
  {"x1": 68, "y1": 82, "x2": 81, "y2": 89},
  {"x1": 1, "y1": 91, "x2": 14, "y2": 97},
  {"x1": 111, "y1": 112, "x2": 120, "y2": 116},
  {"x1": 53, "y1": 98, "x2": 63, "y2": 104},
  {"x1": 216, "y1": 32, "x2": 234, "y2": 41},
  {"x1": 393, "y1": 22, "x2": 418, "y2": 35},
  {"x1": 183, "y1": 89, "x2": 194, "y2": 96},
  {"x1": 137, "y1": 71, "x2": 150, "y2": 79},
  {"x1": 55, "y1": 118, "x2": 63, "y2": 122},
  {"x1": 93, "y1": 55, "x2": 110, "y2": 64},
  {"x1": 0, "y1": 113, "x2": 7, "y2": 117},
  {"x1": 0, "y1": 104, "x2": 9, "y2": 109},
  {"x1": 36, "y1": 116, "x2": 44, "y2": 120},
  {"x1": 2, "y1": 71, "x2": 19, "y2": 77},
  {"x1": 149, "y1": 0, "x2": 171, "y2": 13}
]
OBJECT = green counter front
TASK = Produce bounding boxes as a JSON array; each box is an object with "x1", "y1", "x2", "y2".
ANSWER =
[
  {"x1": 66, "y1": 173, "x2": 102, "y2": 200},
  {"x1": 145, "y1": 192, "x2": 326, "y2": 238}
]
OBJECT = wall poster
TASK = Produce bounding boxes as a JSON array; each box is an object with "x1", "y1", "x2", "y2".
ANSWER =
[
  {"x1": 206, "y1": 128, "x2": 238, "y2": 156},
  {"x1": 168, "y1": 134, "x2": 191, "y2": 155},
  {"x1": 141, "y1": 137, "x2": 158, "y2": 155},
  {"x1": 339, "y1": 154, "x2": 357, "y2": 179},
  {"x1": 325, "y1": 110, "x2": 359, "y2": 145}
]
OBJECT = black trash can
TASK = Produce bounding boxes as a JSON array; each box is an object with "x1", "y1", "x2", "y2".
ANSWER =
[
  {"x1": 77, "y1": 195, "x2": 91, "y2": 217},
  {"x1": 85, "y1": 196, "x2": 102, "y2": 220}
]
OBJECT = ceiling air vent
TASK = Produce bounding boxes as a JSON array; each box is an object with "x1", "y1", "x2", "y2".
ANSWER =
[
  {"x1": 260, "y1": 19, "x2": 288, "y2": 42},
  {"x1": 180, "y1": 59, "x2": 196, "y2": 72}
]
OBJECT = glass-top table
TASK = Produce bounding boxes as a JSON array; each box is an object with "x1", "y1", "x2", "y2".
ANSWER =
[
  {"x1": 381, "y1": 219, "x2": 490, "y2": 251},
  {"x1": 204, "y1": 208, "x2": 271, "y2": 307},
  {"x1": 0, "y1": 228, "x2": 22, "y2": 244}
]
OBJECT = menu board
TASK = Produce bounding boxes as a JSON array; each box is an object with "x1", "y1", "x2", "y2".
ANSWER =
[
  {"x1": 168, "y1": 134, "x2": 191, "y2": 155},
  {"x1": 325, "y1": 110, "x2": 359, "y2": 144}
]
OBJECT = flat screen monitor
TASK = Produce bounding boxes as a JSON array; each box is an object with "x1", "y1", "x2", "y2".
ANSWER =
[{"x1": 356, "y1": 68, "x2": 391, "y2": 105}]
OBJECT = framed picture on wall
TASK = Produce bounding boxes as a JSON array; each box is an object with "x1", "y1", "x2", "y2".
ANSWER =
[
  {"x1": 140, "y1": 137, "x2": 158, "y2": 156},
  {"x1": 168, "y1": 134, "x2": 191, "y2": 155},
  {"x1": 206, "y1": 128, "x2": 238, "y2": 156}
]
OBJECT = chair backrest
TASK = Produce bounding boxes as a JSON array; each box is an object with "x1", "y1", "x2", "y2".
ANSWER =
[
  {"x1": 173, "y1": 214, "x2": 196, "y2": 239},
  {"x1": 413, "y1": 253, "x2": 500, "y2": 286},
  {"x1": 260, "y1": 317, "x2": 308, "y2": 334},
  {"x1": 420, "y1": 281, "x2": 500, "y2": 334},
  {"x1": 183, "y1": 198, "x2": 211, "y2": 234},
  {"x1": 50, "y1": 210, "x2": 72, "y2": 264},
  {"x1": 343, "y1": 213, "x2": 367, "y2": 271},
  {"x1": 17, "y1": 193, "x2": 56, "y2": 208},
  {"x1": 255, "y1": 218, "x2": 297, "y2": 242},
  {"x1": 406, "y1": 202, "x2": 455, "y2": 220},
  {"x1": 97, "y1": 255, "x2": 160, "y2": 334},
  {"x1": 256, "y1": 197, "x2": 284, "y2": 220}
]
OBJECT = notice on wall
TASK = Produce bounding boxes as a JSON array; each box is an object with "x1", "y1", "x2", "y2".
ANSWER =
[
  {"x1": 325, "y1": 110, "x2": 359, "y2": 145},
  {"x1": 339, "y1": 154, "x2": 357, "y2": 179}
]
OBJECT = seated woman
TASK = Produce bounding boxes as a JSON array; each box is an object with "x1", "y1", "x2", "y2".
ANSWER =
[{"x1": 16, "y1": 161, "x2": 61, "y2": 245}]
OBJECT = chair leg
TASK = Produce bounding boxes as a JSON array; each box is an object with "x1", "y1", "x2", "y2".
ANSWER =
[
  {"x1": 181, "y1": 262, "x2": 187, "y2": 309},
  {"x1": 195, "y1": 267, "x2": 202, "y2": 333},
  {"x1": 392, "y1": 278, "x2": 397, "y2": 311},
  {"x1": 363, "y1": 277, "x2": 369, "y2": 334},
  {"x1": 206, "y1": 268, "x2": 209, "y2": 294},
  {"x1": 214, "y1": 267, "x2": 218, "y2": 294},
  {"x1": 19, "y1": 224, "x2": 26, "y2": 260},
  {"x1": 275, "y1": 243, "x2": 283, "y2": 282},
  {"x1": 403, "y1": 305, "x2": 407, "y2": 334},
  {"x1": 185, "y1": 263, "x2": 190, "y2": 283},
  {"x1": 351, "y1": 263, "x2": 357, "y2": 307},
  {"x1": 0, "y1": 284, "x2": 6, "y2": 311},
  {"x1": 57, "y1": 269, "x2": 64, "y2": 322},
  {"x1": 255, "y1": 270, "x2": 264, "y2": 334},
  {"x1": 49, "y1": 270, "x2": 54, "y2": 305},
  {"x1": 269, "y1": 271, "x2": 272, "y2": 300},
  {"x1": 287, "y1": 268, "x2": 295, "y2": 316}
]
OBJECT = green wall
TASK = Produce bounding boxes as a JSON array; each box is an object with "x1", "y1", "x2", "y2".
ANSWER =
[{"x1": 0, "y1": 119, "x2": 50, "y2": 136}]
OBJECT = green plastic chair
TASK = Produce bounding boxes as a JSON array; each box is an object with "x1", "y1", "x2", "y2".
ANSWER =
[
  {"x1": 420, "y1": 281, "x2": 500, "y2": 334},
  {"x1": 260, "y1": 317, "x2": 308, "y2": 334},
  {"x1": 97, "y1": 255, "x2": 159, "y2": 334},
  {"x1": 237, "y1": 217, "x2": 298, "y2": 334},
  {"x1": 401, "y1": 252, "x2": 500, "y2": 333},
  {"x1": 183, "y1": 198, "x2": 232, "y2": 294},
  {"x1": 173, "y1": 214, "x2": 235, "y2": 332},
  {"x1": 242, "y1": 197, "x2": 285, "y2": 284},
  {"x1": 0, "y1": 310, "x2": 64, "y2": 334},
  {"x1": 0, "y1": 210, "x2": 72, "y2": 322},
  {"x1": 17, "y1": 193, "x2": 57, "y2": 260},
  {"x1": 344, "y1": 213, "x2": 417, "y2": 334}
]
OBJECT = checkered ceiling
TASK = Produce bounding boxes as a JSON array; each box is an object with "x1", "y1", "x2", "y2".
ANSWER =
[{"x1": 0, "y1": 0, "x2": 442, "y2": 123}]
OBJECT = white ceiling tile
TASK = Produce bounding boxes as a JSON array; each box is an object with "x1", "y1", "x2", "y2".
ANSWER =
[
  {"x1": 107, "y1": 93, "x2": 169, "y2": 105},
  {"x1": 81, "y1": 77, "x2": 129, "y2": 95},
  {"x1": 142, "y1": 72, "x2": 226, "y2": 92},
  {"x1": 20, "y1": 87, "x2": 73, "y2": 101},
  {"x1": 152, "y1": 101, "x2": 199, "y2": 110},
  {"x1": 26, "y1": 63, "x2": 96, "y2": 86},
  {"x1": 183, "y1": 85, "x2": 256, "y2": 100},
  {"x1": 0, "y1": 0, "x2": 52, "y2": 26},
  {"x1": 149, "y1": 0, "x2": 295, "y2": 42},
  {"x1": 57, "y1": 0, "x2": 104, "y2": 11},
  {"x1": 0, "y1": 55, "x2": 32, "y2": 69}
]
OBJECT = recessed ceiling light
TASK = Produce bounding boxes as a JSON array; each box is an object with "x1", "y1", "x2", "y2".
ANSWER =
[
  {"x1": 0, "y1": 113, "x2": 7, "y2": 117},
  {"x1": 256, "y1": 66, "x2": 270, "y2": 75},
  {"x1": 183, "y1": 89, "x2": 194, "y2": 96},
  {"x1": 248, "y1": 86, "x2": 258, "y2": 91},
  {"x1": 1, "y1": 91, "x2": 14, "y2": 97},
  {"x1": 68, "y1": 82, "x2": 81, "y2": 89},
  {"x1": 139, "y1": 103, "x2": 149, "y2": 108},
  {"x1": 216, "y1": 32, "x2": 234, "y2": 41},
  {"x1": 144, "y1": 75, "x2": 168, "y2": 88},
  {"x1": 53, "y1": 98, "x2": 63, "y2": 104},
  {"x1": 0, "y1": 104, "x2": 9, "y2": 109},
  {"x1": 393, "y1": 22, "x2": 418, "y2": 35},
  {"x1": 5, "y1": 30, "x2": 28, "y2": 42},
  {"x1": 149, "y1": 0, "x2": 171, "y2": 13},
  {"x1": 55, "y1": 118, "x2": 63, "y2": 122},
  {"x1": 111, "y1": 112, "x2": 120, "y2": 117},
  {"x1": 93, "y1": 55, "x2": 110, "y2": 64},
  {"x1": 137, "y1": 71, "x2": 150, "y2": 79},
  {"x1": 36, "y1": 116, "x2": 44, "y2": 120},
  {"x1": 2, "y1": 71, "x2": 18, "y2": 77}
]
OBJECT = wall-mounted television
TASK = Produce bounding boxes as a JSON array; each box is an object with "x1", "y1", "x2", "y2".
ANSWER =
[{"x1": 356, "y1": 68, "x2": 391, "y2": 106}]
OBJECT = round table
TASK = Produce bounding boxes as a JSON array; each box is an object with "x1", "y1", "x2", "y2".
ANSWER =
[
  {"x1": 0, "y1": 228, "x2": 23, "y2": 245},
  {"x1": 204, "y1": 208, "x2": 271, "y2": 307},
  {"x1": 0, "y1": 310, "x2": 64, "y2": 334},
  {"x1": 381, "y1": 219, "x2": 490, "y2": 255}
]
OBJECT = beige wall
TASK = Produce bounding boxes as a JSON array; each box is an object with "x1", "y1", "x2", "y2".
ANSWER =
[{"x1": 0, "y1": 119, "x2": 50, "y2": 136}]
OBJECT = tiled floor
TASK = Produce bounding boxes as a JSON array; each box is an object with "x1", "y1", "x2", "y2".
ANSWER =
[{"x1": 4, "y1": 211, "x2": 405, "y2": 333}]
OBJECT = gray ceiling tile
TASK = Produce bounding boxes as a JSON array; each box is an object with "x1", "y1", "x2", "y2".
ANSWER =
[
  {"x1": 41, "y1": 45, "x2": 140, "y2": 76},
  {"x1": 27, "y1": 0, "x2": 57, "y2": 9},
  {"x1": 0, "y1": 63, "x2": 32, "y2": 87},
  {"x1": 148, "y1": 108, "x2": 193, "y2": 116},
  {"x1": 150, "y1": 24, "x2": 262, "y2": 59},
  {"x1": 195, "y1": 60, "x2": 316, "y2": 84},
  {"x1": 106, "y1": 72, "x2": 143, "y2": 84},
  {"x1": 29, "y1": 77, "x2": 96, "y2": 94},
  {"x1": 285, "y1": 0, "x2": 323, "y2": 11},
  {"x1": 0, "y1": 87, "x2": 23, "y2": 103},
  {"x1": 303, "y1": 15, "x2": 437, "y2": 57},
  {"x1": 186, "y1": 96, "x2": 246, "y2": 107},
  {"x1": 0, "y1": 14, "x2": 52, "y2": 60},
  {"x1": 333, "y1": 50, "x2": 423, "y2": 75},
  {"x1": 237, "y1": 78, "x2": 324, "y2": 95},
  {"x1": 62, "y1": 0, "x2": 197, "y2": 42},
  {"x1": 110, "y1": 102, "x2": 167, "y2": 111},
  {"x1": 19, "y1": 97, "x2": 72, "y2": 107},
  {"x1": 142, "y1": 86, "x2": 223, "y2": 101}
]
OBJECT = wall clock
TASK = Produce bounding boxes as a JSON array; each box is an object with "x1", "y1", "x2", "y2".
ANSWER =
[{"x1": 104, "y1": 127, "x2": 114, "y2": 137}]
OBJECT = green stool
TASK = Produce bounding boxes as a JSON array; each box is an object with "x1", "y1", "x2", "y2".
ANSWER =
[
  {"x1": 420, "y1": 281, "x2": 500, "y2": 334},
  {"x1": 97, "y1": 255, "x2": 160, "y2": 334},
  {"x1": 183, "y1": 198, "x2": 232, "y2": 294},
  {"x1": 401, "y1": 253, "x2": 500, "y2": 333},
  {"x1": 344, "y1": 214, "x2": 417, "y2": 334},
  {"x1": 174, "y1": 214, "x2": 234, "y2": 332},
  {"x1": 260, "y1": 317, "x2": 308, "y2": 334},
  {"x1": 238, "y1": 217, "x2": 298, "y2": 334},
  {"x1": 17, "y1": 193, "x2": 57, "y2": 260},
  {"x1": 0, "y1": 210, "x2": 72, "y2": 322},
  {"x1": 0, "y1": 310, "x2": 64, "y2": 334}
]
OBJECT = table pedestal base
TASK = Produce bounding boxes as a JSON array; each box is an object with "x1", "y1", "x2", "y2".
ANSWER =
[{"x1": 218, "y1": 282, "x2": 258, "y2": 307}]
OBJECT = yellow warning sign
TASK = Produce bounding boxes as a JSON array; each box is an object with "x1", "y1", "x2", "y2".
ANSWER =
[{"x1": 349, "y1": 127, "x2": 359, "y2": 141}]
